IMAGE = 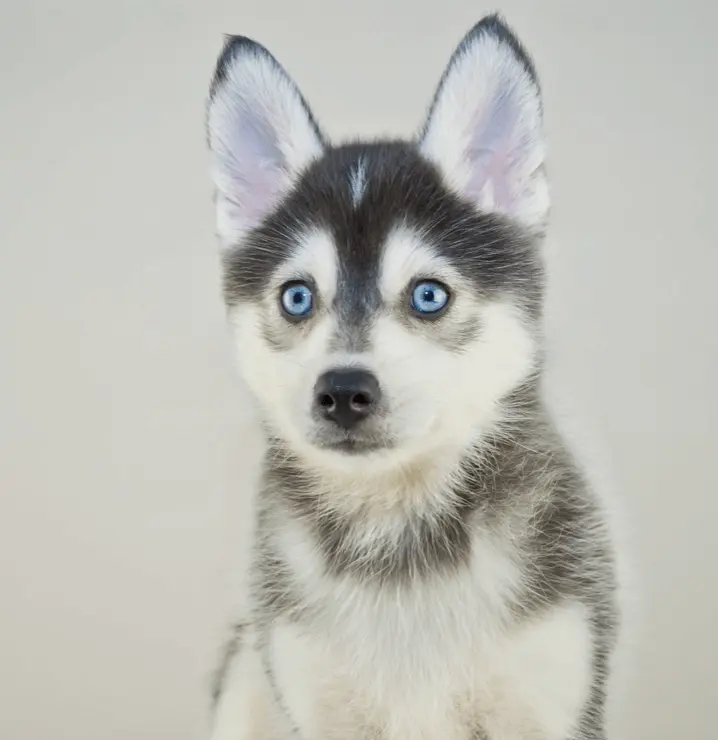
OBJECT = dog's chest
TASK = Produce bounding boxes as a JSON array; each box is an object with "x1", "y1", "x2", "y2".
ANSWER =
[
  {"x1": 269, "y1": 587, "x2": 593, "y2": 740},
  {"x1": 269, "y1": 518, "x2": 531, "y2": 739}
]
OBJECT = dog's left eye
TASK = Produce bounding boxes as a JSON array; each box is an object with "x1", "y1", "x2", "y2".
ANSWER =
[
  {"x1": 280, "y1": 281, "x2": 314, "y2": 318},
  {"x1": 411, "y1": 281, "x2": 450, "y2": 316}
]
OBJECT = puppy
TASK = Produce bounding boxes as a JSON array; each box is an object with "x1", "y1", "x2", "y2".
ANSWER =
[{"x1": 205, "y1": 14, "x2": 619, "y2": 740}]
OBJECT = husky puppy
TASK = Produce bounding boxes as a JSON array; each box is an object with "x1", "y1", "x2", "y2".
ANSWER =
[{"x1": 205, "y1": 14, "x2": 619, "y2": 740}]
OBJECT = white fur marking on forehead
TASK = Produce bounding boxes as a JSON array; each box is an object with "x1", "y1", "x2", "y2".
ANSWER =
[
  {"x1": 348, "y1": 158, "x2": 367, "y2": 206},
  {"x1": 278, "y1": 228, "x2": 338, "y2": 297},
  {"x1": 380, "y1": 227, "x2": 450, "y2": 298}
]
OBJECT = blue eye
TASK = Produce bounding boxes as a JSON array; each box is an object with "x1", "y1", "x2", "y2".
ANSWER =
[
  {"x1": 411, "y1": 281, "x2": 450, "y2": 316},
  {"x1": 280, "y1": 281, "x2": 314, "y2": 318}
]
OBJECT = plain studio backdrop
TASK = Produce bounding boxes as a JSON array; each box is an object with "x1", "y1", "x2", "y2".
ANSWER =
[{"x1": 1, "y1": 1, "x2": 716, "y2": 738}]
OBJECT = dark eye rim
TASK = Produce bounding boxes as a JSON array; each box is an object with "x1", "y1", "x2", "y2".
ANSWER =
[
  {"x1": 279, "y1": 279, "x2": 317, "y2": 321},
  {"x1": 409, "y1": 278, "x2": 452, "y2": 319}
]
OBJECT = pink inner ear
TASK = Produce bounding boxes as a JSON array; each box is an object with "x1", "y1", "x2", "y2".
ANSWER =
[
  {"x1": 215, "y1": 103, "x2": 288, "y2": 231},
  {"x1": 220, "y1": 172, "x2": 283, "y2": 234},
  {"x1": 464, "y1": 87, "x2": 524, "y2": 216},
  {"x1": 232, "y1": 160, "x2": 285, "y2": 229}
]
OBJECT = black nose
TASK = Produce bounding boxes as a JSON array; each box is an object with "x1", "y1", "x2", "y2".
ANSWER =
[{"x1": 314, "y1": 368, "x2": 381, "y2": 429}]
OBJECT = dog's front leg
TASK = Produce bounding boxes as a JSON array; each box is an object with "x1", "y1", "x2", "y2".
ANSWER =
[{"x1": 210, "y1": 625, "x2": 288, "y2": 740}]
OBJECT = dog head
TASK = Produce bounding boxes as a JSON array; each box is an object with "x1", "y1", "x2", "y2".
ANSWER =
[{"x1": 206, "y1": 16, "x2": 547, "y2": 474}]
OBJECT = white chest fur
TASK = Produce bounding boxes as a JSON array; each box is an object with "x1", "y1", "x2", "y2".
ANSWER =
[{"x1": 268, "y1": 518, "x2": 594, "y2": 740}]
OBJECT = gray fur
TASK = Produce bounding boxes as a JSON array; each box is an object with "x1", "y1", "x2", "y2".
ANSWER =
[
  {"x1": 248, "y1": 386, "x2": 618, "y2": 738},
  {"x1": 211, "y1": 385, "x2": 618, "y2": 737}
]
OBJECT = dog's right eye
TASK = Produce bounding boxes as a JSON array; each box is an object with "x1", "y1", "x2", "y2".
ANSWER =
[
  {"x1": 280, "y1": 281, "x2": 314, "y2": 319},
  {"x1": 410, "y1": 280, "x2": 450, "y2": 317}
]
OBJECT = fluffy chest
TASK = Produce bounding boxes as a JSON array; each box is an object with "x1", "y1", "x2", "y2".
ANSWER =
[
  {"x1": 267, "y1": 517, "x2": 593, "y2": 740},
  {"x1": 271, "y1": 515, "x2": 521, "y2": 720}
]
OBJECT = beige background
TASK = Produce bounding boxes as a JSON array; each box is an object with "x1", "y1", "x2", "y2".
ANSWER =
[{"x1": 1, "y1": 1, "x2": 716, "y2": 738}]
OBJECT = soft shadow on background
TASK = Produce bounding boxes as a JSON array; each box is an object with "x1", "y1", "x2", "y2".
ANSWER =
[{"x1": 1, "y1": 1, "x2": 716, "y2": 739}]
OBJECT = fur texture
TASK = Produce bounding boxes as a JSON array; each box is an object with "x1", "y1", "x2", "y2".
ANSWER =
[{"x1": 205, "y1": 14, "x2": 619, "y2": 740}]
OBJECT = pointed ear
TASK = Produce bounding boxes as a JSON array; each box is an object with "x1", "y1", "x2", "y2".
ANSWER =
[
  {"x1": 419, "y1": 16, "x2": 548, "y2": 232},
  {"x1": 206, "y1": 37, "x2": 326, "y2": 249}
]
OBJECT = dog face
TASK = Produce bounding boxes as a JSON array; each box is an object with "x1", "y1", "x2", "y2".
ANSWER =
[{"x1": 207, "y1": 16, "x2": 548, "y2": 473}]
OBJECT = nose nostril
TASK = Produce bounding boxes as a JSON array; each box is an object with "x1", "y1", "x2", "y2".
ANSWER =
[
  {"x1": 351, "y1": 392, "x2": 371, "y2": 409},
  {"x1": 319, "y1": 393, "x2": 335, "y2": 410}
]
